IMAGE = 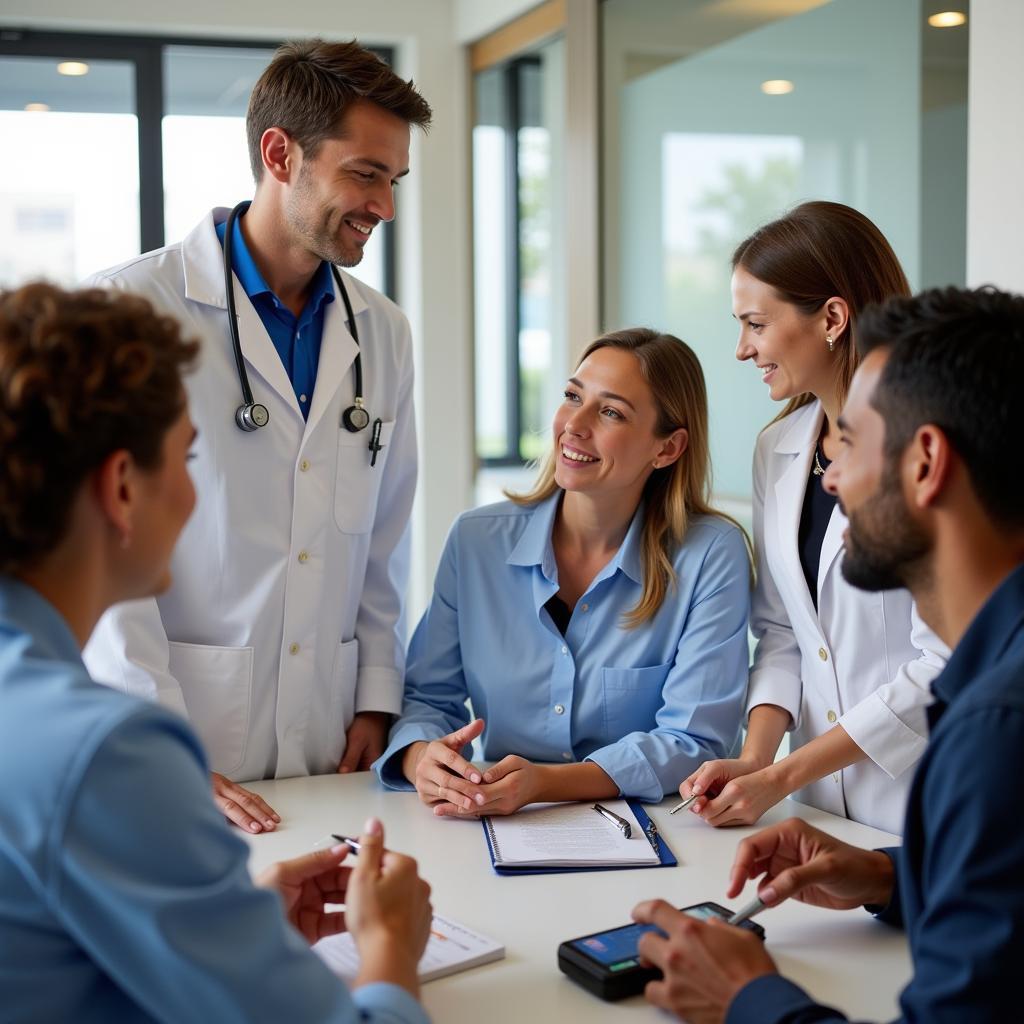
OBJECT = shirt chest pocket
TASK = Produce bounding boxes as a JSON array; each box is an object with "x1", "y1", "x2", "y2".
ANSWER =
[
  {"x1": 333, "y1": 419, "x2": 395, "y2": 534},
  {"x1": 601, "y1": 662, "x2": 673, "y2": 738}
]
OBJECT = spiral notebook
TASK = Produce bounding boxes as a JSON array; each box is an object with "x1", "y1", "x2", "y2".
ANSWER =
[{"x1": 482, "y1": 799, "x2": 676, "y2": 875}]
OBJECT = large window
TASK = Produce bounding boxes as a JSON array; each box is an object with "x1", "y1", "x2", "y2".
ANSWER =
[
  {"x1": 0, "y1": 30, "x2": 393, "y2": 294},
  {"x1": 601, "y1": 0, "x2": 969, "y2": 512}
]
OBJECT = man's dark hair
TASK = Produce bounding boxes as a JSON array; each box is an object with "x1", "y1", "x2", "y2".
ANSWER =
[
  {"x1": 858, "y1": 285, "x2": 1024, "y2": 531},
  {"x1": 246, "y1": 39, "x2": 433, "y2": 181}
]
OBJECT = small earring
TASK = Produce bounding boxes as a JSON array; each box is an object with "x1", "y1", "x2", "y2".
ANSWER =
[{"x1": 826, "y1": 334, "x2": 835, "y2": 353}]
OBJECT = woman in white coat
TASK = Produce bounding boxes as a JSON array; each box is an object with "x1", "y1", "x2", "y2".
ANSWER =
[{"x1": 678, "y1": 201, "x2": 947, "y2": 835}]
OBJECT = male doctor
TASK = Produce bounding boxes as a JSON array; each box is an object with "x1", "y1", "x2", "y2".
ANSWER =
[{"x1": 84, "y1": 39, "x2": 432, "y2": 831}]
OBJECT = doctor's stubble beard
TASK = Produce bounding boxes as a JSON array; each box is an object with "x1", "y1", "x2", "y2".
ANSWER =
[{"x1": 285, "y1": 163, "x2": 369, "y2": 269}]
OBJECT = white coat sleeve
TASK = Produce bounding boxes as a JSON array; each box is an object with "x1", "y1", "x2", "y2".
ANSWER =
[
  {"x1": 353, "y1": 317, "x2": 417, "y2": 716},
  {"x1": 746, "y1": 434, "x2": 805, "y2": 729},
  {"x1": 83, "y1": 599, "x2": 189, "y2": 720},
  {"x1": 837, "y1": 600, "x2": 947, "y2": 779}
]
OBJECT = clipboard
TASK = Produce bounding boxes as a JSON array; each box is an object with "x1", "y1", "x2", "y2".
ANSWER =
[{"x1": 481, "y1": 799, "x2": 677, "y2": 875}]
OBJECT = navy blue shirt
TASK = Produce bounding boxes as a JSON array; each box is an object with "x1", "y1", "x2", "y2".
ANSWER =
[
  {"x1": 216, "y1": 214, "x2": 334, "y2": 418},
  {"x1": 729, "y1": 563, "x2": 1024, "y2": 1023}
]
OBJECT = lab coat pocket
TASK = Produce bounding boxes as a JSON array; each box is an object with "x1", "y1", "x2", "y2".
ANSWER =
[
  {"x1": 168, "y1": 641, "x2": 254, "y2": 777},
  {"x1": 334, "y1": 420, "x2": 396, "y2": 534},
  {"x1": 602, "y1": 662, "x2": 673, "y2": 739},
  {"x1": 329, "y1": 638, "x2": 359, "y2": 763}
]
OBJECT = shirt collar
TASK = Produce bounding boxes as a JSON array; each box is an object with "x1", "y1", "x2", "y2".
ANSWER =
[
  {"x1": 931, "y1": 562, "x2": 1024, "y2": 709},
  {"x1": 220, "y1": 212, "x2": 335, "y2": 316},
  {"x1": 505, "y1": 491, "x2": 644, "y2": 587},
  {"x1": 0, "y1": 575, "x2": 82, "y2": 665}
]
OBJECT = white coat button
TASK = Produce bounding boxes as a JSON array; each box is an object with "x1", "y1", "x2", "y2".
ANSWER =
[
  {"x1": 288, "y1": 642, "x2": 300, "y2": 655},
  {"x1": 300, "y1": 459, "x2": 310, "y2": 472},
  {"x1": 580, "y1": 603, "x2": 589, "y2": 612},
  {"x1": 298, "y1": 550, "x2": 309, "y2": 564},
  {"x1": 554, "y1": 704, "x2": 565, "y2": 715},
  {"x1": 561, "y1": 645, "x2": 568, "y2": 655},
  {"x1": 818, "y1": 647, "x2": 828, "y2": 661},
  {"x1": 827, "y1": 710, "x2": 837, "y2": 723},
  {"x1": 562, "y1": 751, "x2": 572, "y2": 761}
]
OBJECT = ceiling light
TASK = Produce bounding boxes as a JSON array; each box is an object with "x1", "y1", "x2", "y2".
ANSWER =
[
  {"x1": 761, "y1": 79, "x2": 794, "y2": 96},
  {"x1": 57, "y1": 61, "x2": 89, "y2": 76},
  {"x1": 24, "y1": 102, "x2": 50, "y2": 112},
  {"x1": 927, "y1": 11, "x2": 966, "y2": 28}
]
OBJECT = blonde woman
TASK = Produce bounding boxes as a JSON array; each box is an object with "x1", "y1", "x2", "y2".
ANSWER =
[{"x1": 374, "y1": 328, "x2": 751, "y2": 815}]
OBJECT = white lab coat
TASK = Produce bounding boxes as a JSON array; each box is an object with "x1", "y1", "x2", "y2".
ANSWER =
[
  {"x1": 83, "y1": 209, "x2": 417, "y2": 782},
  {"x1": 748, "y1": 401, "x2": 947, "y2": 834}
]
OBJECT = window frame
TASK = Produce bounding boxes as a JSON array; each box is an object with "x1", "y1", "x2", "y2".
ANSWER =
[{"x1": 0, "y1": 27, "x2": 396, "y2": 298}]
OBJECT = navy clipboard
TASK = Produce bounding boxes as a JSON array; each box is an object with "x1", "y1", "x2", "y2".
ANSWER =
[{"x1": 481, "y1": 800, "x2": 676, "y2": 876}]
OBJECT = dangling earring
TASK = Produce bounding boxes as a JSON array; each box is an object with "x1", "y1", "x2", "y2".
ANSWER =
[{"x1": 826, "y1": 334, "x2": 835, "y2": 353}]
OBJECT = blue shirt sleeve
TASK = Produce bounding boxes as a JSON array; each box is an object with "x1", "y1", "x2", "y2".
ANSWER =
[
  {"x1": 727, "y1": 975, "x2": 850, "y2": 1024},
  {"x1": 53, "y1": 707, "x2": 429, "y2": 1024},
  {"x1": 375, "y1": 527, "x2": 471, "y2": 789},
  {"x1": 584, "y1": 525, "x2": 751, "y2": 800}
]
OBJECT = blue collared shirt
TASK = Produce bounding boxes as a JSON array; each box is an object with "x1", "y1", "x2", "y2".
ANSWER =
[
  {"x1": 375, "y1": 494, "x2": 751, "y2": 801},
  {"x1": 0, "y1": 577, "x2": 428, "y2": 1024},
  {"x1": 217, "y1": 214, "x2": 334, "y2": 418},
  {"x1": 728, "y1": 563, "x2": 1024, "y2": 1024}
]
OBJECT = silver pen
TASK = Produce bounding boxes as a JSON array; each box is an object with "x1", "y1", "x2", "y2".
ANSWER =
[
  {"x1": 668, "y1": 793, "x2": 699, "y2": 815},
  {"x1": 592, "y1": 803, "x2": 632, "y2": 839},
  {"x1": 726, "y1": 895, "x2": 767, "y2": 927}
]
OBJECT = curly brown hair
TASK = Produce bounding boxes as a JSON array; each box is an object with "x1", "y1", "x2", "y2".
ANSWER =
[{"x1": 0, "y1": 283, "x2": 199, "y2": 573}]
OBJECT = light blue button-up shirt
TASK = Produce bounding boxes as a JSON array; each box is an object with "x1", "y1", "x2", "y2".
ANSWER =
[
  {"x1": 0, "y1": 577, "x2": 428, "y2": 1024},
  {"x1": 375, "y1": 494, "x2": 751, "y2": 801}
]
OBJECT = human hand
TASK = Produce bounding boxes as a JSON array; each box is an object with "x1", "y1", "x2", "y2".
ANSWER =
[
  {"x1": 677, "y1": 757, "x2": 765, "y2": 818},
  {"x1": 695, "y1": 767, "x2": 790, "y2": 827},
  {"x1": 433, "y1": 754, "x2": 544, "y2": 818},
  {"x1": 338, "y1": 711, "x2": 392, "y2": 773},
  {"x1": 345, "y1": 818, "x2": 433, "y2": 996},
  {"x1": 256, "y1": 845, "x2": 351, "y2": 944},
  {"x1": 726, "y1": 817, "x2": 895, "y2": 911},
  {"x1": 210, "y1": 771, "x2": 281, "y2": 833},
  {"x1": 404, "y1": 719, "x2": 487, "y2": 813},
  {"x1": 632, "y1": 899, "x2": 777, "y2": 1023}
]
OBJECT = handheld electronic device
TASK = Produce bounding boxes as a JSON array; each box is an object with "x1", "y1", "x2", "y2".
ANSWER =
[{"x1": 557, "y1": 901, "x2": 766, "y2": 1002}]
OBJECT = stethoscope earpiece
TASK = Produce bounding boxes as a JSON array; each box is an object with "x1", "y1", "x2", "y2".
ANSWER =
[{"x1": 235, "y1": 402, "x2": 270, "y2": 432}]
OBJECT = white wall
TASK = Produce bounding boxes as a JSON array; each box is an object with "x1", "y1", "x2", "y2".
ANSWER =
[
  {"x1": 967, "y1": 0, "x2": 1024, "y2": 292},
  {"x1": 454, "y1": 0, "x2": 541, "y2": 43},
  {"x1": 2, "y1": 0, "x2": 475, "y2": 620}
]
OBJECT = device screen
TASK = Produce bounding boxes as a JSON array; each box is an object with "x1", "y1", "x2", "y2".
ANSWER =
[
  {"x1": 681, "y1": 903, "x2": 730, "y2": 923},
  {"x1": 569, "y1": 923, "x2": 665, "y2": 971}
]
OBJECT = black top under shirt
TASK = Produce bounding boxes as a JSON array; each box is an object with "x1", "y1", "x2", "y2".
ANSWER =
[
  {"x1": 544, "y1": 594, "x2": 572, "y2": 636},
  {"x1": 798, "y1": 441, "x2": 838, "y2": 611}
]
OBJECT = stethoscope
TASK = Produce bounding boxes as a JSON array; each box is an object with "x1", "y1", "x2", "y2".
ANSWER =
[{"x1": 224, "y1": 201, "x2": 380, "y2": 459}]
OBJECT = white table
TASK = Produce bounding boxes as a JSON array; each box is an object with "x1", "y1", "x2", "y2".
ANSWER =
[{"x1": 245, "y1": 774, "x2": 910, "y2": 1023}]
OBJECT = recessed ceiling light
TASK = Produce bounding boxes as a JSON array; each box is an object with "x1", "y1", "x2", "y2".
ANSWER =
[
  {"x1": 57, "y1": 60, "x2": 89, "y2": 76},
  {"x1": 24, "y1": 102, "x2": 50, "y2": 112},
  {"x1": 761, "y1": 79, "x2": 795, "y2": 96},
  {"x1": 927, "y1": 11, "x2": 966, "y2": 28}
]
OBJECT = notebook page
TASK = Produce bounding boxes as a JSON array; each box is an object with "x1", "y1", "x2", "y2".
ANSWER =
[{"x1": 486, "y1": 800, "x2": 660, "y2": 866}]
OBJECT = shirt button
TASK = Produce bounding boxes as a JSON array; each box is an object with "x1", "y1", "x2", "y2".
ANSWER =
[
  {"x1": 554, "y1": 704, "x2": 565, "y2": 715},
  {"x1": 288, "y1": 642, "x2": 300, "y2": 655},
  {"x1": 562, "y1": 751, "x2": 572, "y2": 761},
  {"x1": 818, "y1": 647, "x2": 828, "y2": 661},
  {"x1": 300, "y1": 459, "x2": 310, "y2": 472},
  {"x1": 827, "y1": 710, "x2": 837, "y2": 723},
  {"x1": 580, "y1": 603, "x2": 589, "y2": 612},
  {"x1": 298, "y1": 550, "x2": 309, "y2": 564},
  {"x1": 299, "y1": 394, "x2": 307, "y2": 404},
  {"x1": 561, "y1": 645, "x2": 568, "y2": 655}
]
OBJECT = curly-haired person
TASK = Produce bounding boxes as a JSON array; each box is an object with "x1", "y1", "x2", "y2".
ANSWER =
[{"x1": 0, "y1": 283, "x2": 432, "y2": 1024}]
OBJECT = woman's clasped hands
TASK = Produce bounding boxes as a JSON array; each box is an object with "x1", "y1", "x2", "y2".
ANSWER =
[{"x1": 401, "y1": 718, "x2": 549, "y2": 817}]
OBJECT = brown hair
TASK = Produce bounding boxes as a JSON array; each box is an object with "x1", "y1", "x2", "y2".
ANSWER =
[
  {"x1": 509, "y1": 328, "x2": 749, "y2": 627},
  {"x1": 247, "y1": 39, "x2": 433, "y2": 181},
  {"x1": 732, "y1": 200, "x2": 911, "y2": 422},
  {"x1": 0, "y1": 283, "x2": 199, "y2": 573}
]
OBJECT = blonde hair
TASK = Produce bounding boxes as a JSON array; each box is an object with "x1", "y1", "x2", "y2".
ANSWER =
[{"x1": 508, "y1": 328, "x2": 748, "y2": 627}]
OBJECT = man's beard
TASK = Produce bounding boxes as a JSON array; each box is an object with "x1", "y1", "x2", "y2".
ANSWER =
[
  {"x1": 286, "y1": 166, "x2": 366, "y2": 268},
  {"x1": 840, "y1": 461, "x2": 930, "y2": 593}
]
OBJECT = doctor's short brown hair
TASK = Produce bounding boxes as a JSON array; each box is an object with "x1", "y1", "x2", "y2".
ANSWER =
[
  {"x1": 0, "y1": 283, "x2": 198, "y2": 573},
  {"x1": 247, "y1": 39, "x2": 433, "y2": 182}
]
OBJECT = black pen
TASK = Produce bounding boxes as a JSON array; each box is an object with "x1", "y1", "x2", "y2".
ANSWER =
[
  {"x1": 592, "y1": 803, "x2": 632, "y2": 839},
  {"x1": 330, "y1": 833, "x2": 361, "y2": 855}
]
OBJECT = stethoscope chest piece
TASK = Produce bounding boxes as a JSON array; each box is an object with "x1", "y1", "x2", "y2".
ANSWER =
[
  {"x1": 236, "y1": 402, "x2": 270, "y2": 431},
  {"x1": 342, "y1": 398, "x2": 370, "y2": 432}
]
